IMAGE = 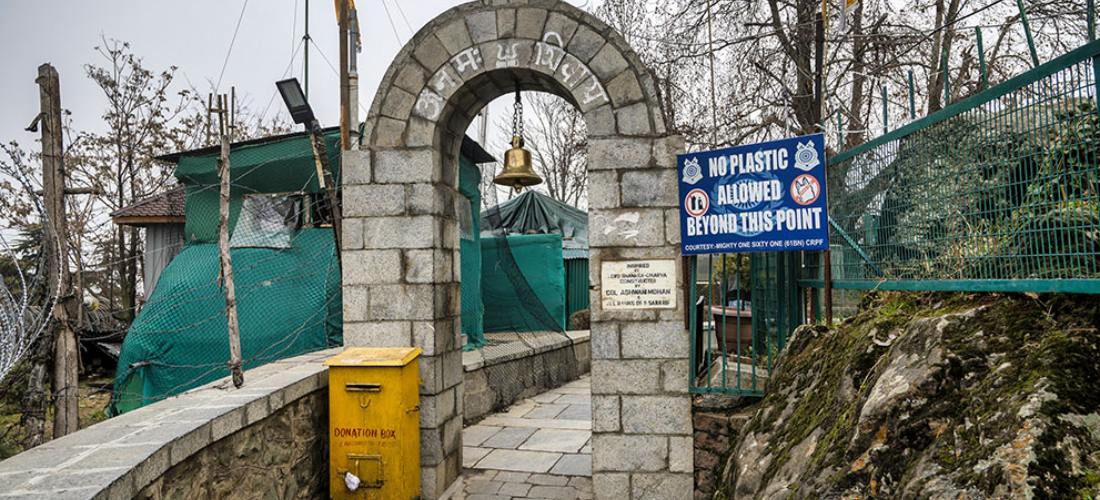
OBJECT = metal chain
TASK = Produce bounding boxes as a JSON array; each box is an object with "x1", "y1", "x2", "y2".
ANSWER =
[{"x1": 512, "y1": 88, "x2": 523, "y2": 138}]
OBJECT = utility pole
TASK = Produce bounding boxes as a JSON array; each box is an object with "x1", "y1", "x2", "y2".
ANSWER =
[
  {"x1": 813, "y1": 10, "x2": 833, "y2": 325},
  {"x1": 348, "y1": 1, "x2": 361, "y2": 147},
  {"x1": 338, "y1": 0, "x2": 351, "y2": 150},
  {"x1": 304, "y1": 0, "x2": 311, "y2": 98},
  {"x1": 37, "y1": 63, "x2": 79, "y2": 437},
  {"x1": 212, "y1": 91, "x2": 244, "y2": 388}
]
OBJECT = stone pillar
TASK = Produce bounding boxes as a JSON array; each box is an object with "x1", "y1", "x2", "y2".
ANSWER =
[
  {"x1": 341, "y1": 149, "x2": 464, "y2": 498},
  {"x1": 588, "y1": 134, "x2": 694, "y2": 499}
]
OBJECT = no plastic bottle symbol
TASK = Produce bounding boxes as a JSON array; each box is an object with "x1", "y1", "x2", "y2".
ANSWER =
[{"x1": 685, "y1": 188, "x2": 709, "y2": 217}]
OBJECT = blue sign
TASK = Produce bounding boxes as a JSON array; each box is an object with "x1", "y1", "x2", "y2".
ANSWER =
[{"x1": 677, "y1": 133, "x2": 829, "y2": 255}]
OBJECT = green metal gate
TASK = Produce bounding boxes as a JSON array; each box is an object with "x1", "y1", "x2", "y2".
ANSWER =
[{"x1": 688, "y1": 252, "x2": 803, "y2": 395}]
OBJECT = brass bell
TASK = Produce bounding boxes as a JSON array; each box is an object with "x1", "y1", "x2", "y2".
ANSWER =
[{"x1": 494, "y1": 135, "x2": 542, "y2": 190}]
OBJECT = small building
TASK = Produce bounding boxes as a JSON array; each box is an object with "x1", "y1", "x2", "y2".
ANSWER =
[
  {"x1": 110, "y1": 186, "x2": 186, "y2": 300},
  {"x1": 109, "y1": 129, "x2": 499, "y2": 414}
]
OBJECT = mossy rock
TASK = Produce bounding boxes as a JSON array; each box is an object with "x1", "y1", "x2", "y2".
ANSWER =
[{"x1": 719, "y1": 292, "x2": 1100, "y2": 499}]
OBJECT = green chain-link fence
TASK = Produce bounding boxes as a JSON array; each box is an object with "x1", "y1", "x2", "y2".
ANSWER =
[
  {"x1": 696, "y1": 39, "x2": 1100, "y2": 395},
  {"x1": 804, "y1": 40, "x2": 1100, "y2": 293}
]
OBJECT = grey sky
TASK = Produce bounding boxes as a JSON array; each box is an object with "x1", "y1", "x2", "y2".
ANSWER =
[{"x1": 0, "y1": 1, "x2": 586, "y2": 149}]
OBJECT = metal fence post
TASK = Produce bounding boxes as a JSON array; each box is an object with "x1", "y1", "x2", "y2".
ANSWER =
[
  {"x1": 976, "y1": 27, "x2": 988, "y2": 90},
  {"x1": 1089, "y1": 0, "x2": 1096, "y2": 40},
  {"x1": 882, "y1": 85, "x2": 889, "y2": 132},
  {"x1": 941, "y1": 44, "x2": 951, "y2": 105},
  {"x1": 907, "y1": 70, "x2": 916, "y2": 119},
  {"x1": 1016, "y1": 0, "x2": 1041, "y2": 67}
]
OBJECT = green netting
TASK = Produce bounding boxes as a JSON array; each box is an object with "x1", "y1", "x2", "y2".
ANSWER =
[
  {"x1": 480, "y1": 233, "x2": 566, "y2": 333},
  {"x1": 108, "y1": 228, "x2": 342, "y2": 415},
  {"x1": 458, "y1": 157, "x2": 485, "y2": 349},
  {"x1": 179, "y1": 131, "x2": 341, "y2": 243}
]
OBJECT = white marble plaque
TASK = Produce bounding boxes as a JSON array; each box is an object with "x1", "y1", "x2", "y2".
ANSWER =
[{"x1": 600, "y1": 259, "x2": 677, "y2": 310}]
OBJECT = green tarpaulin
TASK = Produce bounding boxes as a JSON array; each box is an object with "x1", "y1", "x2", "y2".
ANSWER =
[
  {"x1": 481, "y1": 191, "x2": 590, "y2": 320},
  {"x1": 481, "y1": 191, "x2": 588, "y2": 259},
  {"x1": 109, "y1": 228, "x2": 342, "y2": 415},
  {"x1": 480, "y1": 233, "x2": 566, "y2": 333},
  {"x1": 110, "y1": 130, "x2": 344, "y2": 415},
  {"x1": 459, "y1": 157, "x2": 485, "y2": 349}
]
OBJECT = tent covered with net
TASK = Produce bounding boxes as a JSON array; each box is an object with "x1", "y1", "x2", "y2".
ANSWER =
[
  {"x1": 479, "y1": 191, "x2": 590, "y2": 333},
  {"x1": 108, "y1": 130, "x2": 345, "y2": 415}
]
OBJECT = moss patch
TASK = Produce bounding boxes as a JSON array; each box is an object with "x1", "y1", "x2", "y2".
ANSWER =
[{"x1": 721, "y1": 292, "x2": 1100, "y2": 498}]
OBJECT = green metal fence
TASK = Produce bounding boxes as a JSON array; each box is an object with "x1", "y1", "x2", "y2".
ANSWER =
[
  {"x1": 804, "y1": 40, "x2": 1100, "y2": 294},
  {"x1": 564, "y1": 258, "x2": 590, "y2": 322},
  {"x1": 687, "y1": 252, "x2": 801, "y2": 395},
  {"x1": 693, "y1": 39, "x2": 1100, "y2": 395}
]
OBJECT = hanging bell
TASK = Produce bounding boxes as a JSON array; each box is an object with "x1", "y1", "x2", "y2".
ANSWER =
[{"x1": 494, "y1": 135, "x2": 542, "y2": 190}]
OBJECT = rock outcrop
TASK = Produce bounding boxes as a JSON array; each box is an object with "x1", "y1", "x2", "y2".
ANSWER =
[{"x1": 718, "y1": 292, "x2": 1100, "y2": 499}]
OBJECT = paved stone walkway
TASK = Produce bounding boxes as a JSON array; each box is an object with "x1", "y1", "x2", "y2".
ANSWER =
[{"x1": 455, "y1": 376, "x2": 593, "y2": 499}]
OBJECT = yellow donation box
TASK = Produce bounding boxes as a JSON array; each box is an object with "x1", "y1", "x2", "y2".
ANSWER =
[{"x1": 326, "y1": 347, "x2": 422, "y2": 500}]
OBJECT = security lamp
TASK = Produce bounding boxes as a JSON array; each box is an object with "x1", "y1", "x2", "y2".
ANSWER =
[{"x1": 276, "y1": 78, "x2": 315, "y2": 125}]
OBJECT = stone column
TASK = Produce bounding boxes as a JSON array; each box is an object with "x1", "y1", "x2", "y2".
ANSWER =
[
  {"x1": 588, "y1": 134, "x2": 694, "y2": 499},
  {"x1": 341, "y1": 149, "x2": 464, "y2": 498}
]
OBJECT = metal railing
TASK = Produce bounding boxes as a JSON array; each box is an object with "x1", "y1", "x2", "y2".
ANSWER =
[
  {"x1": 688, "y1": 252, "x2": 801, "y2": 395},
  {"x1": 804, "y1": 40, "x2": 1100, "y2": 294}
]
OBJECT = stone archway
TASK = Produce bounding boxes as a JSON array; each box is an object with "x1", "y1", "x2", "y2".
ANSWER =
[{"x1": 341, "y1": 1, "x2": 691, "y2": 498}]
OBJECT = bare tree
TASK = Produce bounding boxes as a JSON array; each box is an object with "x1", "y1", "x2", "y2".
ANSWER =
[{"x1": 595, "y1": 0, "x2": 1088, "y2": 154}]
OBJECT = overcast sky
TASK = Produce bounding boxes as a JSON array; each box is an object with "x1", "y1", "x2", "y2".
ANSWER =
[{"x1": 0, "y1": 0, "x2": 588, "y2": 149}]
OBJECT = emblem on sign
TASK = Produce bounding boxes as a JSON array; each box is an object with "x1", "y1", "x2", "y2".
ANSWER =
[
  {"x1": 794, "y1": 141, "x2": 820, "y2": 172},
  {"x1": 682, "y1": 157, "x2": 703, "y2": 185}
]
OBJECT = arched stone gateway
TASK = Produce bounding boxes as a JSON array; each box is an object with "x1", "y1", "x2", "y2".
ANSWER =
[{"x1": 342, "y1": 1, "x2": 691, "y2": 498}]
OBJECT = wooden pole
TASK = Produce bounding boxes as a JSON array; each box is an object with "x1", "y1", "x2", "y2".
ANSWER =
[
  {"x1": 214, "y1": 94, "x2": 244, "y2": 388},
  {"x1": 37, "y1": 64, "x2": 79, "y2": 437},
  {"x1": 309, "y1": 125, "x2": 343, "y2": 266},
  {"x1": 338, "y1": 0, "x2": 350, "y2": 150}
]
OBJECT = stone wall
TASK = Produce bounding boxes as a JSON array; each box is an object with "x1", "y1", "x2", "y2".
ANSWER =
[
  {"x1": 463, "y1": 330, "x2": 590, "y2": 424},
  {"x1": 137, "y1": 390, "x2": 327, "y2": 499},
  {"x1": 0, "y1": 348, "x2": 337, "y2": 499},
  {"x1": 692, "y1": 401, "x2": 753, "y2": 500}
]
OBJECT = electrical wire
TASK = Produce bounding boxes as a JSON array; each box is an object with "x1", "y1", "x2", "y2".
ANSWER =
[
  {"x1": 214, "y1": 0, "x2": 252, "y2": 94},
  {"x1": 379, "y1": 0, "x2": 405, "y2": 45}
]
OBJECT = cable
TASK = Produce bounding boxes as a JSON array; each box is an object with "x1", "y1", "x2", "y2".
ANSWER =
[
  {"x1": 308, "y1": 38, "x2": 372, "y2": 117},
  {"x1": 214, "y1": 0, "x2": 252, "y2": 94},
  {"x1": 379, "y1": 0, "x2": 405, "y2": 45},
  {"x1": 259, "y1": 38, "x2": 307, "y2": 124},
  {"x1": 391, "y1": 0, "x2": 416, "y2": 36}
]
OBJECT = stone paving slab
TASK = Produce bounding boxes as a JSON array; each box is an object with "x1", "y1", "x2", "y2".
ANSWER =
[
  {"x1": 556, "y1": 404, "x2": 591, "y2": 421},
  {"x1": 478, "y1": 416, "x2": 591, "y2": 431},
  {"x1": 458, "y1": 375, "x2": 593, "y2": 499},
  {"x1": 523, "y1": 403, "x2": 567, "y2": 419},
  {"x1": 474, "y1": 449, "x2": 563, "y2": 473},
  {"x1": 519, "y1": 429, "x2": 590, "y2": 453},
  {"x1": 482, "y1": 427, "x2": 537, "y2": 449},
  {"x1": 465, "y1": 425, "x2": 504, "y2": 447}
]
